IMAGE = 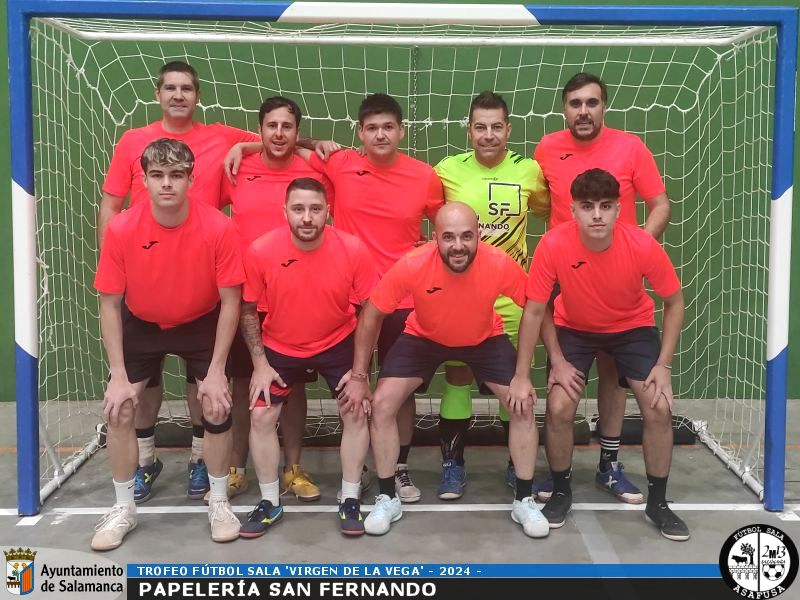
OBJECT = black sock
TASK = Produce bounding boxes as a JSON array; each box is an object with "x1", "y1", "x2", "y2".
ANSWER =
[
  {"x1": 551, "y1": 467, "x2": 572, "y2": 495},
  {"x1": 515, "y1": 476, "x2": 533, "y2": 501},
  {"x1": 398, "y1": 445, "x2": 411, "y2": 465},
  {"x1": 439, "y1": 417, "x2": 469, "y2": 466},
  {"x1": 599, "y1": 434, "x2": 620, "y2": 471},
  {"x1": 646, "y1": 474, "x2": 668, "y2": 507},
  {"x1": 378, "y1": 476, "x2": 396, "y2": 498},
  {"x1": 192, "y1": 424, "x2": 205, "y2": 438}
]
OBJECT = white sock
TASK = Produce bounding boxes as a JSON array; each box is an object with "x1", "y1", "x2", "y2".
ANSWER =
[
  {"x1": 208, "y1": 474, "x2": 229, "y2": 502},
  {"x1": 113, "y1": 478, "x2": 136, "y2": 507},
  {"x1": 258, "y1": 480, "x2": 280, "y2": 506},
  {"x1": 340, "y1": 478, "x2": 361, "y2": 502},
  {"x1": 137, "y1": 436, "x2": 155, "y2": 467},
  {"x1": 190, "y1": 436, "x2": 204, "y2": 463}
]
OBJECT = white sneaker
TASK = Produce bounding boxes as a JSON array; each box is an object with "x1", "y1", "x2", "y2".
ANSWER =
[
  {"x1": 208, "y1": 498, "x2": 240, "y2": 543},
  {"x1": 394, "y1": 464, "x2": 421, "y2": 503},
  {"x1": 364, "y1": 494, "x2": 402, "y2": 535},
  {"x1": 511, "y1": 497, "x2": 550, "y2": 538},
  {"x1": 91, "y1": 503, "x2": 137, "y2": 551},
  {"x1": 337, "y1": 466, "x2": 373, "y2": 502}
]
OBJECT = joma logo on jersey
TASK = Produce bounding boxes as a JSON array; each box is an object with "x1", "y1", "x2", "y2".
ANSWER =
[{"x1": 487, "y1": 182, "x2": 522, "y2": 217}]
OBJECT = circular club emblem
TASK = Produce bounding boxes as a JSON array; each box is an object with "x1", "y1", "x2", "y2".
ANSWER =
[{"x1": 720, "y1": 524, "x2": 798, "y2": 597}]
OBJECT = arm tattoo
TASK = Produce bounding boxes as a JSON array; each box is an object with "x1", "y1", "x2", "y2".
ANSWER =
[{"x1": 240, "y1": 302, "x2": 266, "y2": 358}]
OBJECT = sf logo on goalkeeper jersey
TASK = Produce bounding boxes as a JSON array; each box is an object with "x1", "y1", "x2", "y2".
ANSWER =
[
  {"x1": 719, "y1": 524, "x2": 798, "y2": 597},
  {"x1": 487, "y1": 182, "x2": 522, "y2": 217}
]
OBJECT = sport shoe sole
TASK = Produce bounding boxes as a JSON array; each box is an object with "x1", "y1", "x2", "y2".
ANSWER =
[
  {"x1": 240, "y1": 512, "x2": 283, "y2": 539},
  {"x1": 596, "y1": 481, "x2": 644, "y2": 504},
  {"x1": 511, "y1": 510, "x2": 550, "y2": 539},
  {"x1": 644, "y1": 513, "x2": 691, "y2": 542},
  {"x1": 364, "y1": 511, "x2": 402, "y2": 536},
  {"x1": 90, "y1": 521, "x2": 137, "y2": 551},
  {"x1": 438, "y1": 489, "x2": 465, "y2": 501}
]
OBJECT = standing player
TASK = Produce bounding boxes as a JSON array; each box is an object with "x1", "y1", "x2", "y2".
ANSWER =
[
  {"x1": 238, "y1": 178, "x2": 377, "y2": 537},
  {"x1": 340, "y1": 203, "x2": 549, "y2": 539},
  {"x1": 98, "y1": 61, "x2": 261, "y2": 504},
  {"x1": 532, "y1": 72, "x2": 671, "y2": 503},
  {"x1": 91, "y1": 139, "x2": 243, "y2": 550},
  {"x1": 509, "y1": 168, "x2": 688, "y2": 541},
  {"x1": 304, "y1": 93, "x2": 445, "y2": 502},
  {"x1": 220, "y1": 96, "x2": 335, "y2": 504},
  {"x1": 433, "y1": 91, "x2": 549, "y2": 499}
]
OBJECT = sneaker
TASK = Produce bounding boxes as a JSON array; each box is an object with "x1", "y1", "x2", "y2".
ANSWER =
[
  {"x1": 202, "y1": 467, "x2": 251, "y2": 504},
  {"x1": 282, "y1": 465, "x2": 321, "y2": 501},
  {"x1": 595, "y1": 462, "x2": 644, "y2": 504},
  {"x1": 133, "y1": 458, "x2": 163, "y2": 503},
  {"x1": 336, "y1": 466, "x2": 373, "y2": 502},
  {"x1": 90, "y1": 504, "x2": 137, "y2": 551},
  {"x1": 187, "y1": 459, "x2": 209, "y2": 499},
  {"x1": 338, "y1": 498, "x2": 365, "y2": 536},
  {"x1": 505, "y1": 462, "x2": 553, "y2": 501},
  {"x1": 239, "y1": 499, "x2": 284, "y2": 539},
  {"x1": 208, "y1": 498, "x2": 241, "y2": 543},
  {"x1": 437, "y1": 460, "x2": 466, "y2": 500},
  {"x1": 511, "y1": 497, "x2": 550, "y2": 538},
  {"x1": 645, "y1": 502, "x2": 690, "y2": 541},
  {"x1": 541, "y1": 491, "x2": 572, "y2": 528},
  {"x1": 364, "y1": 494, "x2": 402, "y2": 535},
  {"x1": 394, "y1": 464, "x2": 421, "y2": 503}
]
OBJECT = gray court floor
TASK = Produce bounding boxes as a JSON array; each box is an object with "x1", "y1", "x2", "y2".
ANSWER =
[{"x1": 2, "y1": 402, "x2": 800, "y2": 569}]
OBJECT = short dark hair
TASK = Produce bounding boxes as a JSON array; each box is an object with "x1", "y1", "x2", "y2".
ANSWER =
[
  {"x1": 570, "y1": 168, "x2": 620, "y2": 201},
  {"x1": 469, "y1": 91, "x2": 509, "y2": 122},
  {"x1": 157, "y1": 61, "x2": 200, "y2": 92},
  {"x1": 259, "y1": 96, "x2": 302, "y2": 127},
  {"x1": 561, "y1": 72, "x2": 608, "y2": 104},
  {"x1": 140, "y1": 138, "x2": 195, "y2": 174},
  {"x1": 285, "y1": 177, "x2": 327, "y2": 203},
  {"x1": 357, "y1": 93, "x2": 403, "y2": 125}
]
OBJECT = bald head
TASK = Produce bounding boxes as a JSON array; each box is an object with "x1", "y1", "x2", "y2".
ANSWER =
[{"x1": 434, "y1": 202, "x2": 480, "y2": 274}]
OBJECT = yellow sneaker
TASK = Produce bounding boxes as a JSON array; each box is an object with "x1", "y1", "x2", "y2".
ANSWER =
[
  {"x1": 281, "y1": 465, "x2": 321, "y2": 501},
  {"x1": 202, "y1": 467, "x2": 249, "y2": 504}
]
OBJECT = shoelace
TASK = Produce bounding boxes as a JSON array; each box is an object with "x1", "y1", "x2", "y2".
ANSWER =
[
  {"x1": 396, "y1": 470, "x2": 413, "y2": 487},
  {"x1": 210, "y1": 500, "x2": 238, "y2": 524},
  {"x1": 342, "y1": 499, "x2": 360, "y2": 519},
  {"x1": 443, "y1": 466, "x2": 462, "y2": 485},
  {"x1": 190, "y1": 463, "x2": 207, "y2": 484},
  {"x1": 95, "y1": 505, "x2": 130, "y2": 531},
  {"x1": 372, "y1": 495, "x2": 394, "y2": 516}
]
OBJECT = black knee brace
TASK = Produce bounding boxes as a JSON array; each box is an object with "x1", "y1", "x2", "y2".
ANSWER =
[{"x1": 202, "y1": 414, "x2": 233, "y2": 434}]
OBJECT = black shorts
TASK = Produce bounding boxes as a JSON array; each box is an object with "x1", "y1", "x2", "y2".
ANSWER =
[
  {"x1": 377, "y1": 308, "x2": 413, "y2": 366},
  {"x1": 379, "y1": 333, "x2": 517, "y2": 394},
  {"x1": 257, "y1": 333, "x2": 354, "y2": 405},
  {"x1": 229, "y1": 311, "x2": 268, "y2": 379},
  {"x1": 122, "y1": 304, "x2": 222, "y2": 385},
  {"x1": 556, "y1": 326, "x2": 661, "y2": 388}
]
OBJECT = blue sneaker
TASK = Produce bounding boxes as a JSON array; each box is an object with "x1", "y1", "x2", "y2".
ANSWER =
[
  {"x1": 505, "y1": 462, "x2": 552, "y2": 502},
  {"x1": 187, "y1": 459, "x2": 210, "y2": 499},
  {"x1": 595, "y1": 462, "x2": 644, "y2": 504},
  {"x1": 437, "y1": 460, "x2": 466, "y2": 500},
  {"x1": 239, "y1": 500, "x2": 283, "y2": 539},
  {"x1": 133, "y1": 458, "x2": 163, "y2": 503},
  {"x1": 338, "y1": 498, "x2": 365, "y2": 536}
]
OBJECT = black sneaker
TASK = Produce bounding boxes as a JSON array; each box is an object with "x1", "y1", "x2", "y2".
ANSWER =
[
  {"x1": 645, "y1": 502, "x2": 690, "y2": 541},
  {"x1": 541, "y1": 491, "x2": 572, "y2": 528},
  {"x1": 239, "y1": 500, "x2": 283, "y2": 539},
  {"x1": 338, "y1": 498, "x2": 365, "y2": 536}
]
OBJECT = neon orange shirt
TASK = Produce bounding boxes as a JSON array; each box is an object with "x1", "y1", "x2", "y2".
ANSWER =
[
  {"x1": 309, "y1": 150, "x2": 444, "y2": 308},
  {"x1": 103, "y1": 121, "x2": 259, "y2": 209},
  {"x1": 526, "y1": 221, "x2": 680, "y2": 333},
  {"x1": 94, "y1": 201, "x2": 244, "y2": 328},
  {"x1": 534, "y1": 127, "x2": 665, "y2": 228},
  {"x1": 370, "y1": 242, "x2": 527, "y2": 347},
  {"x1": 243, "y1": 226, "x2": 378, "y2": 357}
]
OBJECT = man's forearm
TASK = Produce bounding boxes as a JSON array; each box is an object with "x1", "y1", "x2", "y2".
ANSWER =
[
  {"x1": 240, "y1": 302, "x2": 270, "y2": 366},
  {"x1": 515, "y1": 302, "x2": 544, "y2": 376},
  {"x1": 643, "y1": 194, "x2": 671, "y2": 240},
  {"x1": 658, "y1": 293, "x2": 684, "y2": 366},
  {"x1": 353, "y1": 308, "x2": 383, "y2": 375},
  {"x1": 209, "y1": 297, "x2": 240, "y2": 373},
  {"x1": 99, "y1": 298, "x2": 127, "y2": 379},
  {"x1": 540, "y1": 309, "x2": 566, "y2": 363}
]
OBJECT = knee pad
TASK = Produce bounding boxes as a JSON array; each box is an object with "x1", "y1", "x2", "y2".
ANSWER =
[
  {"x1": 202, "y1": 414, "x2": 233, "y2": 434},
  {"x1": 440, "y1": 383, "x2": 473, "y2": 420}
]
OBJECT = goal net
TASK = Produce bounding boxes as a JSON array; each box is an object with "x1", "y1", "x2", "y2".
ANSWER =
[{"x1": 25, "y1": 15, "x2": 779, "y2": 503}]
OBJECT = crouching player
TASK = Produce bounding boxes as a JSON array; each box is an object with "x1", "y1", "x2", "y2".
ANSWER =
[
  {"x1": 92, "y1": 138, "x2": 244, "y2": 550},
  {"x1": 238, "y1": 178, "x2": 378, "y2": 537},
  {"x1": 510, "y1": 168, "x2": 689, "y2": 541}
]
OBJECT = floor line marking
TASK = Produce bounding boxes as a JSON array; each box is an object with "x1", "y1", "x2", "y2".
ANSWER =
[
  {"x1": 23, "y1": 503, "x2": 799, "y2": 517},
  {"x1": 16, "y1": 515, "x2": 43, "y2": 526}
]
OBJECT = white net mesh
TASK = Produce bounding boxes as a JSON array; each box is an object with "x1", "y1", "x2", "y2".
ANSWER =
[{"x1": 29, "y1": 17, "x2": 775, "y2": 499}]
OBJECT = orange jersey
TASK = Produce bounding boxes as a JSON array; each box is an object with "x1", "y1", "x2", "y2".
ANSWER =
[
  {"x1": 309, "y1": 150, "x2": 444, "y2": 307},
  {"x1": 103, "y1": 121, "x2": 259, "y2": 209},
  {"x1": 370, "y1": 242, "x2": 527, "y2": 347},
  {"x1": 221, "y1": 153, "x2": 334, "y2": 253},
  {"x1": 243, "y1": 226, "x2": 378, "y2": 357},
  {"x1": 534, "y1": 127, "x2": 665, "y2": 228},
  {"x1": 526, "y1": 221, "x2": 680, "y2": 333},
  {"x1": 95, "y1": 202, "x2": 244, "y2": 328}
]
